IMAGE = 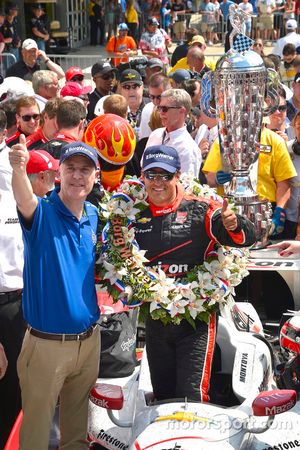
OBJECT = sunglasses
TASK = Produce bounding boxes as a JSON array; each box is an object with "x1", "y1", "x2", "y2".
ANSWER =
[
  {"x1": 122, "y1": 83, "x2": 140, "y2": 90},
  {"x1": 71, "y1": 75, "x2": 84, "y2": 82},
  {"x1": 95, "y1": 72, "x2": 115, "y2": 80},
  {"x1": 277, "y1": 105, "x2": 287, "y2": 112},
  {"x1": 254, "y1": 43, "x2": 263, "y2": 47},
  {"x1": 157, "y1": 105, "x2": 181, "y2": 113},
  {"x1": 149, "y1": 94, "x2": 161, "y2": 101},
  {"x1": 144, "y1": 171, "x2": 175, "y2": 181},
  {"x1": 21, "y1": 114, "x2": 40, "y2": 122}
]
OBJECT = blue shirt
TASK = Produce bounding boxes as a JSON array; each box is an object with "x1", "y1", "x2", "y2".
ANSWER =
[
  {"x1": 220, "y1": 0, "x2": 234, "y2": 20},
  {"x1": 19, "y1": 189, "x2": 100, "y2": 333}
]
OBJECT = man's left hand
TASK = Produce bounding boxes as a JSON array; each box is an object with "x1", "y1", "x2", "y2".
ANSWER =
[{"x1": 221, "y1": 198, "x2": 237, "y2": 231}]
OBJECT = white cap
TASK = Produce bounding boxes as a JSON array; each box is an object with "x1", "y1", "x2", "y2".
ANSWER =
[
  {"x1": 286, "y1": 19, "x2": 297, "y2": 30},
  {"x1": 0, "y1": 77, "x2": 34, "y2": 99},
  {"x1": 22, "y1": 38, "x2": 38, "y2": 50}
]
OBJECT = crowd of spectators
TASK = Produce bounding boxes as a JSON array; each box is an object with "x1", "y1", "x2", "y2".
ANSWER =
[
  {"x1": 86, "y1": 0, "x2": 300, "y2": 47},
  {"x1": 2, "y1": 0, "x2": 300, "y2": 448}
]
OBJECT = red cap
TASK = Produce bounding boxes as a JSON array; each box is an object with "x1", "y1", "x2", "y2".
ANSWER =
[
  {"x1": 65, "y1": 66, "x2": 84, "y2": 82},
  {"x1": 60, "y1": 81, "x2": 92, "y2": 98},
  {"x1": 26, "y1": 150, "x2": 59, "y2": 174}
]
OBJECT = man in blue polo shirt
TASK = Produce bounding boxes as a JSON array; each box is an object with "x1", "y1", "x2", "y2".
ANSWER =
[{"x1": 9, "y1": 135, "x2": 101, "y2": 450}]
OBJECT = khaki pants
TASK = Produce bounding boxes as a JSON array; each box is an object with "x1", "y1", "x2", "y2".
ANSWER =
[{"x1": 17, "y1": 327, "x2": 100, "y2": 450}]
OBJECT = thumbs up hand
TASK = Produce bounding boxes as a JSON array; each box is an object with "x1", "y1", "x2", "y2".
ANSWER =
[
  {"x1": 9, "y1": 134, "x2": 29, "y2": 175},
  {"x1": 221, "y1": 198, "x2": 238, "y2": 231}
]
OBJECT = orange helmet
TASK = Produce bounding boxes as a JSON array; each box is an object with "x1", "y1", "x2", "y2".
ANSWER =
[{"x1": 84, "y1": 114, "x2": 136, "y2": 166}]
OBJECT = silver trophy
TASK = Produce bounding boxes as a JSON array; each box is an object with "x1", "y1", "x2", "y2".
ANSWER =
[{"x1": 201, "y1": 6, "x2": 279, "y2": 248}]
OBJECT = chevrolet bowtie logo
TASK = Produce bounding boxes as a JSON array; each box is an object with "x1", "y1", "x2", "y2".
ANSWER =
[{"x1": 125, "y1": 74, "x2": 136, "y2": 79}]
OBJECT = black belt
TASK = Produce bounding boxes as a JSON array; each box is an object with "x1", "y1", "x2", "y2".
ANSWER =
[
  {"x1": 0, "y1": 289, "x2": 22, "y2": 304},
  {"x1": 28, "y1": 324, "x2": 98, "y2": 341}
]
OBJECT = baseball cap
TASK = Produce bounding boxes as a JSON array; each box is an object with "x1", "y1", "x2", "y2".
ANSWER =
[
  {"x1": 147, "y1": 16, "x2": 159, "y2": 26},
  {"x1": 169, "y1": 69, "x2": 191, "y2": 84},
  {"x1": 60, "y1": 142, "x2": 99, "y2": 168},
  {"x1": 6, "y1": 3, "x2": 18, "y2": 11},
  {"x1": 119, "y1": 22, "x2": 128, "y2": 31},
  {"x1": 26, "y1": 150, "x2": 59, "y2": 174},
  {"x1": 188, "y1": 35, "x2": 205, "y2": 46},
  {"x1": 22, "y1": 38, "x2": 38, "y2": 50},
  {"x1": 286, "y1": 19, "x2": 297, "y2": 30},
  {"x1": 60, "y1": 82, "x2": 92, "y2": 98},
  {"x1": 143, "y1": 145, "x2": 181, "y2": 173},
  {"x1": 147, "y1": 58, "x2": 163, "y2": 69},
  {"x1": 120, "y1": 69, "x2": 143, "y2": 85},
  {"x1": 91, "y1": 61, "x2": 116, "y2": 77},
  {"x1": 65, "y1": 66, "x2": 84, "y2": 82}
]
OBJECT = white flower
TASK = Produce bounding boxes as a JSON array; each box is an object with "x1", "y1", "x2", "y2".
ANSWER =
[
  {"x1": 110, "y1": 199, "x2": 140, "y2": 220},
  {"x1": 197, "y1": 271, "x2": 216, "y2": 296},
  {"x1": 169, "y1": 298, "x2": 189, "y2": 318},
  {"x1": 131, "y1": 246, "x2": 149, "y2": 266},
  {"x1": 150, "y1": 301, "x2": 161, "y2": 313},
  {"x1": 149, "y1": 269, "x2": 177, "y2": 298},
  {"x1": 121, "y1": 226, "x2": 135, "y2": 244},
  {"x1": 208, "y1": 287, "x2": 227, "y2": 306},
  {"x1": 103, "y1": 261, "x2": 127, "y2": 285},
  {"x1": 188, "y1": 299, "x2": 206, "y2": 319},
  {"x1": 177, "y1": 283, "x2": 197, "y2": 301},
  {"x1": 124, "y1": 285, "x2": 133, "y2": 300}
]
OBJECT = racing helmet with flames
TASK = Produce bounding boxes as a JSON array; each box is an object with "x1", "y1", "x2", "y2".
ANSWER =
[
  {"x1": 280, "y1": 315, "x2": 300, "y2": 354},
  {"x1": 83, "y1": 114, "x2": 136, "y2": 166}
]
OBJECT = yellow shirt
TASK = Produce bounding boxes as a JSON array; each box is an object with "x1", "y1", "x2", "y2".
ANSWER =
[
  {"x1": 126, "y1": 6, "x2": 139, "y2": 23},
  {"x1": 168, "y1": 56, "x2": 216, "y2": 74},
  {"x1": 202, "y1": 127, "x2": 297, "y2": 203},
  {"x1": 88, "y1": 1, "x2": 95, "y2": 17}
]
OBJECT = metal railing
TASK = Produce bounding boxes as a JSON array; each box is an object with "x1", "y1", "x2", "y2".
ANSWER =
[
  {"x1": 48, "y1": 54, "x2": 108, "y2": 75},
  {"x1": 0, "y1": 53, "x2": 17, "y2": 77}
]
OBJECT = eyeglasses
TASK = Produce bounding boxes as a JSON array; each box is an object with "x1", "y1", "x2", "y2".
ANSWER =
[
  {"x1": 149, "y1": 94, "x2": 161, "y2": 101},
  {"x1": 71, "y1": 75, "x2": 84, "y2": 82},
  {"x1": 277, "y1": 105, "x2": 287, "y2": 112},
  {"x1": 144, "y1": 171, "x2": 175, "y2": 181},
  {"x1": 157, "y1": 105, "x2": 181, "y2": 113},
  {"x1": 122, "y1": 83, "x2": 140, "y2": 90},
  {"x1": 21, "y1": 114, "x2": 40, "y2": 122}
]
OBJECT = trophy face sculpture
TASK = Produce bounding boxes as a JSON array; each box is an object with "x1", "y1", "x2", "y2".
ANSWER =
[{"x1": 201, "y1": 6, "x2": 279, "y2": 249}]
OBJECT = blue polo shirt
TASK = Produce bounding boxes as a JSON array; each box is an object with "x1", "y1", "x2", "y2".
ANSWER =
[
  {"x1": 19, "y1": 189, "x2": 100, "y2": 333},
  {"x1": 220, "y1": 0, "x2": 234, "y2": 20}
]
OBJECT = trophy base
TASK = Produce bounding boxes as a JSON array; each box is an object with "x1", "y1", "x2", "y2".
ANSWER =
[
  {"x1": 232, "y1": 197, "x2": 272, "y2": 249},
  {"x1": 226, "y1": 173, "x2": 259, "y2": 201}
]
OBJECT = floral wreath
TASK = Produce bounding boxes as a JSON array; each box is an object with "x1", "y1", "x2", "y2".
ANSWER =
[{"x1": 96, "y1": 175, "x2": 250, "y2": 327}]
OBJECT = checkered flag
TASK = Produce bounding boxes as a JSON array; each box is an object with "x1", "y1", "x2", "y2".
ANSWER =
[{"x1": 233, "y1": 33, "x2": 254, "y2": 53}]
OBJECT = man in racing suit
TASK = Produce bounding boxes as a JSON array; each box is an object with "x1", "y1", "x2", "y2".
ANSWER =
[{"x1": 135, "y1": 145, "x2": 256, "y2": 402}]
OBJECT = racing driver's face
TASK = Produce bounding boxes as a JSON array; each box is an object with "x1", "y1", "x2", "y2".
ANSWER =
[{"x1": 142, "y1": 168, "x2": 180, "y2": 207}]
